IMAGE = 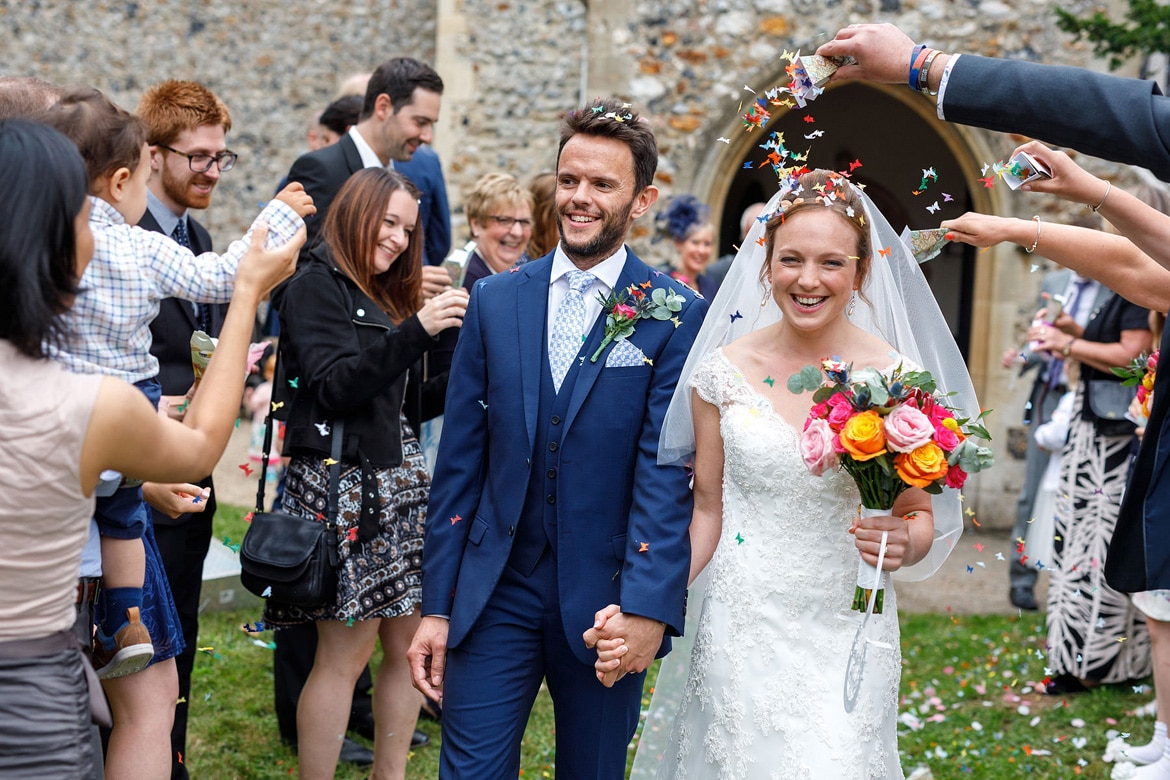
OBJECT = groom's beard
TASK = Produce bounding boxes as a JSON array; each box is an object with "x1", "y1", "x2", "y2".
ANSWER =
[{"x1": 556, "y1": 197, "x2": 634, "y2": 263}]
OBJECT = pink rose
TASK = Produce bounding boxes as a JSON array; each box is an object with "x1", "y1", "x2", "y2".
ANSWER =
[
  {"x1": 933, "y1": 423, "x2": 960, "y2": 451},
  {"x1": 883, "y1": 404, "x2": 935, "y2": 453},
  {"x1": 805, "y1": 401, "x2": 830, "y2": 430},
  {"x1": 800, "y1": 418, "x2": 838, "y2": 476},
  {"x1": 826, "y1": 394, "x2": 854, "y2": 430},
  {"x1": 612, "y1": 303, "x2": 637, "y2": 320},
  {"x1": 945, "y1": 466, "x2": 968, "y2": 490}
]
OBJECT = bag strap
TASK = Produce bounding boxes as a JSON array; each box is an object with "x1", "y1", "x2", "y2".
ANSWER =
[{"x1": 255, "y1": 346, "x2": 346, "y2": 523}]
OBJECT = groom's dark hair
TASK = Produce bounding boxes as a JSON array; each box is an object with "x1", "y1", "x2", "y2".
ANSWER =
[{"x1": 558, "y1": 98, "x2": 657, "y2": 193}]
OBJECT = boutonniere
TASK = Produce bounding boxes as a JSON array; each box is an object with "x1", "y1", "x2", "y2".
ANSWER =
[{"x1": 590, "y1": 283, "x2": 685, "y2": 362}]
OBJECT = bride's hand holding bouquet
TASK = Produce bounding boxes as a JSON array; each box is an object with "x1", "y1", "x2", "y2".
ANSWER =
[{"x1": 791, "y1": 358, "x2": 994, "y2": 613}]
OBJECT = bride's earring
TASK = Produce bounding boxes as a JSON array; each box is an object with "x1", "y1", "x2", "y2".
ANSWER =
[
  {"x1": 761, "y1": 280, "x2": 772, "y2": 308},
  {"x1": 847, "y1": 292, "x2": 857, "y2": 317}
]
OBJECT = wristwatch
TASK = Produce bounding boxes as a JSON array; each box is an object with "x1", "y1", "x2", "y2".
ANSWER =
[{"x1": 1062, "y1": 338, "x2": 1077, "y2": 358}]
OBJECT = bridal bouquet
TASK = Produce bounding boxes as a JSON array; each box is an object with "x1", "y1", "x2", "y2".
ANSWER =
[{"x1": 789, "y1": 358, "x2": 994, "y2": 613}]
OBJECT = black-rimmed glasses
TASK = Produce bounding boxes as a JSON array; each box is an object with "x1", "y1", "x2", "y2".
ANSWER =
[
  {"x1": 157, "y1": 144, "x2": 239, "y2": 173},
  {"x1": 487, "y1": 215, "x2": 533, "y2": 229}
]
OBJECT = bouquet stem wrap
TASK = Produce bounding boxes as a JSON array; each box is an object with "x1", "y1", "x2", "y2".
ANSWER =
[{"x1": 852, "y1": 506, "x2": 890, "y2": 614}]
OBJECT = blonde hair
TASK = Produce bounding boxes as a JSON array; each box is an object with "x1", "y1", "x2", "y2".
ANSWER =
[{"x1": 466, "y1": 172, "x2": 534, "y2": 228}]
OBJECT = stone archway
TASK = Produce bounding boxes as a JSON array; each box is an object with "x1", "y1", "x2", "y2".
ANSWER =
[{"x1": 691, "y1": 80, "x2": 1001, "y2": 372}]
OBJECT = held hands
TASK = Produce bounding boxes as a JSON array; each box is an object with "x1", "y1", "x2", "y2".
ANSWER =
[
  {"x1": 1026, "y1": 320, "x2": 1076, "y2": 356},
  {"x1": 582, "y1": 605, "x2": 666, "y2": 688},
  {"x1": 416, "y1": 287, "x2": 469, "y2": 336},
  {"x1": 272, "y1": 182, "x2": 317, "y2": 220},
  {"x1": 407, "y1": 616, "x2": 449, "y2": 704},
  {"x1": 142, "y1": 483, "x2": 211, "y2": 519},
  {"x1": 849, "y1": 512, "x2": 913, "y2": 571},
  {"x1": 234, "y1": 222, "x2": 306, "y2": 302}
]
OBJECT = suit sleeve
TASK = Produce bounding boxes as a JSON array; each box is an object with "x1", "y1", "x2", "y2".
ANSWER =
[
  {"x1": 944, "y1": 55, "x2": 1170, "y2": 181},
  {"x1": 619, "y1": 293, "x2": 710, "y2": 636},
  {"x1": 280, "y1": 273, "x2": 433, "y2": 414},
  {"x1": 420, "y1": 282, "x2": 491, "y2": 617},
  {"x1": 287, "y1": 152, "x2": 341, "y2": 261}
]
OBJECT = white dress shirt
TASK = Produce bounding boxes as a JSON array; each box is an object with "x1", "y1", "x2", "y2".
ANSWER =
[{"x1": 546, "y1": 244, "x2": 628, "y2": 353}]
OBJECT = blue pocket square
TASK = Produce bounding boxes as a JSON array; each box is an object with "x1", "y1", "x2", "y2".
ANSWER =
[{"x1": 605, "y1": 339, "x2": 647, "y2": 368}]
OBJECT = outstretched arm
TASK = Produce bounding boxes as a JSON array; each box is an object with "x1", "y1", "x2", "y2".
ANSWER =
[
  {"x1": 80, "y1": 224, "x2": 303, "y2": 491},
  {"x1": 941, "y1": 211, "x2": 1170, "y2": 313}
]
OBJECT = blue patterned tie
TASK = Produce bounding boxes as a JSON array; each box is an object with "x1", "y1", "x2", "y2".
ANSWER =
[{"x1": 549, "y1": 270, "x2": 596, "y2": 392}]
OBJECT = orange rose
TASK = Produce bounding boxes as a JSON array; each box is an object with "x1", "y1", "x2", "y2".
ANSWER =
[
  {"x1": 839, "y1": 410, "x2": 887, "y2": 462},
  {"x1": 894, "y1": 442, "x2": 949, "y2": 488}
]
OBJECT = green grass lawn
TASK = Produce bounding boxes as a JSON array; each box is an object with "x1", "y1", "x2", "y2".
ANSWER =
[{"x1": 194, "y1": 507, "x2": 1155, "y2": 778}]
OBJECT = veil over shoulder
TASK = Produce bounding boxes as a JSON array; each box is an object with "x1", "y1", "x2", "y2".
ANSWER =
[
  {"x1": 636, "y1": 172, "x2": 981, "y2": 779},
  {"x1": 659, "y1": 174, "x2": 978, "y2": 582}
]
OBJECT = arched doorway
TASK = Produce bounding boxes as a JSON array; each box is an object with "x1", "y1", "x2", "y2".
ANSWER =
[{"x1": 696, "y1": 81, "x2": 995, "y2": 363}]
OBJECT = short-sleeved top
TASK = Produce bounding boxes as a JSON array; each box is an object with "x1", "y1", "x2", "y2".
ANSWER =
[{"x1": 0, "y1": 341, "x2": 103, "y2": 640}]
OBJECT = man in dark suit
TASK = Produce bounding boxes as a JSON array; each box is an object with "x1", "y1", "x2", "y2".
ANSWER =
[
  {"x1": 408, "y1": 98, "x2": 707, "y2": 778},
  {"x1": 136, "y1": 79, "x2": 233, "y2": 780},
  {"x1": 274, "y1": 58, "x2": 447, "y2": 753},
  {"x1": 286, "y1": 58, "x2": 443, "y2": 261},
  {"x1": 818, "y1": 23, "x2": 1170, "y2": 591}
]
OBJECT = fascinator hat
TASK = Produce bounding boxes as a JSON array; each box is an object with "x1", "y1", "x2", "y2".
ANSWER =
[
  {"x1": 654, "y1": 194, "x2": 711, "y2": 243},
  {"x1": 660, "y1": 168, "x2": 979, "y2": 581}
]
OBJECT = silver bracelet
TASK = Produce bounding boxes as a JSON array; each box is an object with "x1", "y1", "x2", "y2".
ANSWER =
[{"x1": 1089, "y1": 181, "x2": 1112, "y2": 213}]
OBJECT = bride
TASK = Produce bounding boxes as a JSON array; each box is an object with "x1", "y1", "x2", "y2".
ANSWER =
[{"x1": 597, "y1": 169, "x2": 979, "y2": 778}]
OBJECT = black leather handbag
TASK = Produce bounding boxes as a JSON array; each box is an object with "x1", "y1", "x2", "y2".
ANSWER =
[{"x1": 239, "y1": 370, "x2": 343, "y2": 608}]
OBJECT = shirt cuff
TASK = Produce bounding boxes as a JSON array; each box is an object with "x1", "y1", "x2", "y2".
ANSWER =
[{"x1": 936, "y1": 52, "x2": 962, "y2": 120}]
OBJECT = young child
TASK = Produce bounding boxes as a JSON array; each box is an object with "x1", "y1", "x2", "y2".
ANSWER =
[{"x1": 43, "y1": 89, "x2": 312, "y2": 677}]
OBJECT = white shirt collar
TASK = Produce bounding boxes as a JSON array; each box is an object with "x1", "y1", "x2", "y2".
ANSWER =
[
  {"x1": 348, "y1": 126, "x2": 387, "y2": 169},
  {"x1": 550, "y1": 243, "x2": 627, "y2": 293}
]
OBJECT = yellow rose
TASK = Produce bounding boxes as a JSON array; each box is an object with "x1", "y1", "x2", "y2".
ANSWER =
[
  {"x1": 894, "y1": 442, "x2": 949, "y2": 488},
  {"x1": 839, "y1": 410, "x2": 887, "y2": 462}
]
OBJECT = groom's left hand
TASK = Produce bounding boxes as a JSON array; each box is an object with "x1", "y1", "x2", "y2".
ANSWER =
[{"x1": 583, "y1": 605, "x2": 665, "y2": 687}]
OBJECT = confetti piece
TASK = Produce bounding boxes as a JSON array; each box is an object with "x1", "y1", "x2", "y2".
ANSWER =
[
  {"x1": 735, "y1": 533, "x2": 744, "y2": 544},
  {"x1": 222, "y1": 536, "x2": 240, "y2": 553},
  {"x1": 729, "y1": 310, "x2": 742, "y2": 323},
  {"x1": 638, "y1": 541, "x2": 650, "y2": 552},
  {"x1": 763, "y1": 376, "x2": 775, "y2": 387},
  {"x1": 314, "y1": 422, "x2": 330, "y2": 436},
  {"x1": 450, "y1": 514, "x2": 462, "y2": 525},
  {"x1": 323, "y1": 457, "x2": 338, "y2": 466},
  {"x1": 270, "y1": 401, "x2": 284, "y2": 412},
  {"x1": 261, "y1": 586, "x2": 272, "y2": 597},
  {"x1": 288, "y1": 377, "x2": 299, "y2": 389},
  {"x1": 239, "y1": 463, "x2": 254, "y2": 477},
  {"x1": 478, "y1": 399, "x2": 488, "y2": 409},
  {"x1": 716, "y1": 137, "x2": 730, "y2": 144}
]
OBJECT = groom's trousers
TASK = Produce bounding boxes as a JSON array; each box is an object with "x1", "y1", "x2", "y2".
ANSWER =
[{"x1": 438, "y1": 550, "x2": 645, "y2": 779}]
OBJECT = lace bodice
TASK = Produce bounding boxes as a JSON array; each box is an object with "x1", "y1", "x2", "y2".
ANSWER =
[{"x1": 636, "y1": 349, "x2": 904, "y2": 779}]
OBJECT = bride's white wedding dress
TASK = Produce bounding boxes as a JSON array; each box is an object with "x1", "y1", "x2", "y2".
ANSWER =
[{"x1": 638, "y1": 349, "x2": 904, "y2": 779}]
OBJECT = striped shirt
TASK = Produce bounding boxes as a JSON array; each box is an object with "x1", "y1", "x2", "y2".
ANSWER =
[{"x1": 51, "y1": 196, "x2": 303, "y2": 383}]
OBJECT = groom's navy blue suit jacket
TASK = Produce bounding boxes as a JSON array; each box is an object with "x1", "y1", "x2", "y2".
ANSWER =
[
  {"x1": 941, "y1": 54, "x2": 1170, "y2": 590},
  {"x1": 422, "y1": 248, "x2": 708, "y2": 665}
]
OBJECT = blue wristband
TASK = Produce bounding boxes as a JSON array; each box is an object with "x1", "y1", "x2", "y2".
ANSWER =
[{"x1": 908, "y1": 43, "x2": 926, "y2": 89}]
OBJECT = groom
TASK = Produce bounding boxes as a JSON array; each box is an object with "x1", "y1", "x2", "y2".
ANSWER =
[{"x1": 408, "y1": 98, "x2": 707, "y2": 777}]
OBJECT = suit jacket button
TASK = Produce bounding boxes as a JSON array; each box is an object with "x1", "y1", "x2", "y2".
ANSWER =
[
  {"x1": 546, "y1": 494, "x2": 556, "y2": 504},
  {"x1": 356, "y1": 308, "x2": 365, "y2": 317},
  {"x1": 547, "y1": 468, "x2": 557, "y2": 478},
  {"x1": 551, "y1": 415, "x2": 561, "y2": 425},
  {"x1": 548, "y1": 441, "x2": 558, "y2": 452}
]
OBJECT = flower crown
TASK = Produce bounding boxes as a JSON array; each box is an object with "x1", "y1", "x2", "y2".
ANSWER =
[{"x1": 764, "y1": 170, "x2": 867, "y2": 232}]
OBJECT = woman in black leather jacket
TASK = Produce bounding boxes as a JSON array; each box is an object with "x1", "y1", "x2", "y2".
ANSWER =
[{"x1": 267, "y1": 168, "x2": 467, "y2": 778}]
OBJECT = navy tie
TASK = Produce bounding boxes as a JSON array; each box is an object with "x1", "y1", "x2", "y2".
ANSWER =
[{"x1": 172, "y1": 220, "x2": 212, "y2": 333}]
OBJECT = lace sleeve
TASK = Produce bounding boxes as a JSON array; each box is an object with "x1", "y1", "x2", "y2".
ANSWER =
[{"x1": 687, "y1": 349, "x2": 730, "y2": 408}]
